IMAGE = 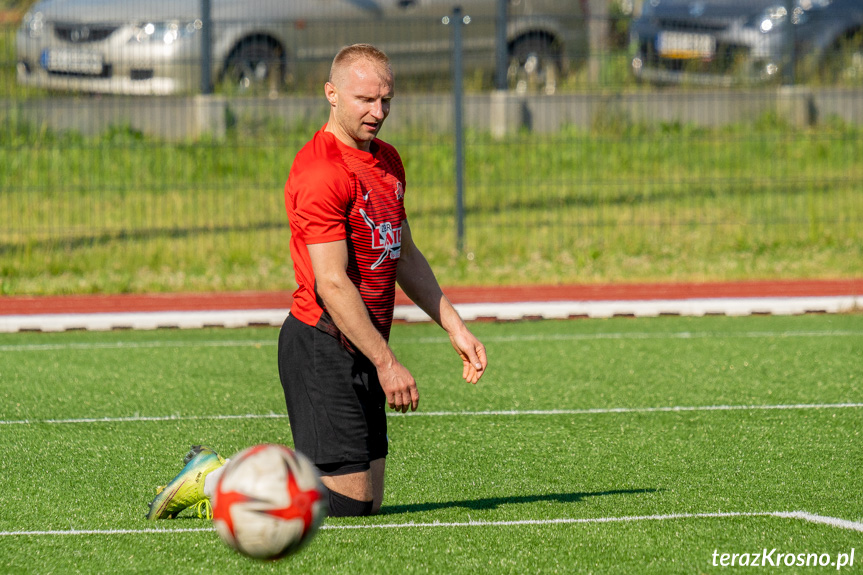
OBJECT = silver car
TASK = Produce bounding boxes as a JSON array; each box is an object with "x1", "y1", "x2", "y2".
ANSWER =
[
  {"x1": 630, "y1": 0, "x2": 863, "y2": 86},
  {"x1": 16, "y1": 0, "x2": 587, "y2": 96}
]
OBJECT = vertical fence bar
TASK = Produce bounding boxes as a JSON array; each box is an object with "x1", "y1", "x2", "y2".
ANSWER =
[
  {"x1": 200, "y1": 0, "x2": 213, "y2": 94},
  {"x1": 783, "y1": 0, "x2": 796, "y2": 84},
  {"x1": 494, "y1": 0, "x2": 508, "y2": 90},
  {"x1": 452, "y1": 6, "x2": 466, "y2": 253}
]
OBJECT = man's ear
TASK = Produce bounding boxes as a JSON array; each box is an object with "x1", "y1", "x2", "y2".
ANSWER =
[{"x1": 324, "y1": 82, "x2": 338, "y2": 106}]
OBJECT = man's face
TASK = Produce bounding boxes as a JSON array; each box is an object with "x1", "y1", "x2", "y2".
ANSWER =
[{"x1": 325, "y1": 59, "x2": 393, "y2": 151}]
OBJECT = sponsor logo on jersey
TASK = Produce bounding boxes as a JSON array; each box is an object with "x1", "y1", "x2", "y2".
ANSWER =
[{"x1": 360, "y1": 208, "x2": 401, "y2": 270}]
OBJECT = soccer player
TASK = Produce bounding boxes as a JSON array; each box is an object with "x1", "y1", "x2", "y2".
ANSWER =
[{"x1": 147, "y1": 44, "x2": 487, "y2": 520}]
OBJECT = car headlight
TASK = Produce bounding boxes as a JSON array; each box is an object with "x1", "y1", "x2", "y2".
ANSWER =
[
  {"x1": 754, "y1": 0, "x2": 831, "y2": 33},
  {"x1": 21, "y1": 11, "x2": 45, "y2": 38},
  {"x1": 756, "y1": 5, "x2": 790, "y2": 33},
  {"x1": 131, "y1": 20, "x2": 201, "y2": 45}
]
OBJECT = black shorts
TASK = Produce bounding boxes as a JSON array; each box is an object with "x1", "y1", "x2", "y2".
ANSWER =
[{"x1": 277, "y1": 313, "x2": 388, "y2": 476}]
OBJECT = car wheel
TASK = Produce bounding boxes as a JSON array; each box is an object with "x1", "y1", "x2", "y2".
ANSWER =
[
  {"x1": 223, "y1": 38, "x2": 285, "y2": 96},
  {"x1": 508, "y1": 34, "x2": 562, "y2": 95},
  {"x1": 818, "y1": 29, "x2": 863, "y2": 85}
]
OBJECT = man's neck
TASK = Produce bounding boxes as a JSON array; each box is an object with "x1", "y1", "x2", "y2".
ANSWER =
[{"x1": 325, "y1": 122, "x2": 371, "y2": 152}]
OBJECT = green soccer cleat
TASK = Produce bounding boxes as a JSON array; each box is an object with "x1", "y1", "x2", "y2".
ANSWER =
[{"x1": 146, "y1": 445, "x2": 225, "y2": 520}]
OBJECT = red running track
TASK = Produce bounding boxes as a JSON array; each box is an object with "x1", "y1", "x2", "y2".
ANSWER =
[{"x1": 2, "y1": 279, "x2": 860, "y2": 316}]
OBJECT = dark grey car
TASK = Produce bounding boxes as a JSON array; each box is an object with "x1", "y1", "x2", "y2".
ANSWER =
[
  {"x1": 629, "y1": 0, "x2": 863, "y2": 85},
  {"x1": 16, "y1": 0, "x2": 587, "y2": 95}
]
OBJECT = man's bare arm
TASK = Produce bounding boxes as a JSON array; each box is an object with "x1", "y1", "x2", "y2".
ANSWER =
[
  {"x1": 396, "y1": 221, "x2": 487, "y2": 384},
  {"x1": 307, "y1": 240, "x2": 418, "y2": 412}
]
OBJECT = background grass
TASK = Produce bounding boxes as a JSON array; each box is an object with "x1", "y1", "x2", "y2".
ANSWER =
[
  {"x1": 0, "y1": 314, "x2": 861, "y2": 573},
  {"x1": 2, "y1": 115, "x2": 862, "y2": 295}
]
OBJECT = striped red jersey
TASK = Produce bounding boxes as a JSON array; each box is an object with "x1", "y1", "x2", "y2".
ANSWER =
[{"x1": 285, "y1": 127, "x2": 407, "y2": 346}]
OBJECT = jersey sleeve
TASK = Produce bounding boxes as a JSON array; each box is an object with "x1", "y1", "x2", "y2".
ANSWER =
[{"x1": 288, "y1": 158, "x2": 352, "y2": 245}]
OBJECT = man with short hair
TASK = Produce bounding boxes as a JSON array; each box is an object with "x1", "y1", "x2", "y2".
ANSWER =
[
  {"x1": 146, "y1": 44, "x2": 487, "y2": 521},
  {"x1": 279, "y1": 43, "x2": 487, "y2": 517}
]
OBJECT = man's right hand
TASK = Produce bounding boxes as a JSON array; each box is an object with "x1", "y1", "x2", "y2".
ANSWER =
[
  {"x1": 309, "y1": 240, "x2": 418, "y2": 413},
  {"x1": 377, "y1": 359, "x2": 419, "y2": 413}
]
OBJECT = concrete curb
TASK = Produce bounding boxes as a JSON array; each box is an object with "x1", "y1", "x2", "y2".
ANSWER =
[{"x1": 2, "y1": 295, "x2": 858, "y2": 333}]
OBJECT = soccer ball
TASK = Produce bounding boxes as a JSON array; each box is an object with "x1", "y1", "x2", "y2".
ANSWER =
[{"x1": 212, "y1": 444, "x2": 327, "y2": 560}]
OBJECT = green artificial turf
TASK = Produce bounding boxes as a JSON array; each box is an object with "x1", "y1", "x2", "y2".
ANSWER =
[{"x1": 0, "y1": 314, "x2": 861, "y2": 573}]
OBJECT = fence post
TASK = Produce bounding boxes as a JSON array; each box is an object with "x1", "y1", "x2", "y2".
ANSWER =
[
  {"x1": 494, "y1": 0, "x2": 508, "y2": 90},
  {"x1": 587, "y1": 0, "x2": 610, "y2": 84},
  {"x1": 782, "y1": 0, "x2": 796, "y2": 85},
  {"x1": 200, "y1": 0, "x2": 213, "y2": 94},
  {"x1": 451, "y1": 6, "x2": 466, "y2": 253}
]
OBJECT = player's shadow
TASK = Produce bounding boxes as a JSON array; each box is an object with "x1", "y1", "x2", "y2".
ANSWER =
[{"x1": 379, "y1": 488, "x2": 657, "y2": 516}]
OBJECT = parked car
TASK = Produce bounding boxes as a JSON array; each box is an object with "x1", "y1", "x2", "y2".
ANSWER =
[
  {"x1": 16, "y1": 0, "x2": 587, "y2": 96},
  {"x1": 629, "y1": 0, "x2": 863, "y2": 85}
]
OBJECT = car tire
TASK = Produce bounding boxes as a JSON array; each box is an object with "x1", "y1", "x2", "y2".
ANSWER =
[
  {"x1": 508, "y1": 34, "x2": 562, "y2": 95},
  {"x1": 222, "y1": 38, "x2": 285, "y2": 96}
]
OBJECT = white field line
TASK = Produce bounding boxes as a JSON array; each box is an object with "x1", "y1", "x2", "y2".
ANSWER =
[
  {"x1": 324, "y1": 511, "x2": 863, "y2": 532},
  {"x1": 2, "y1": 403, "x2": 862, "y2": 426},
  {"x1": 0, "y1": 340, "x2": 276, "y2": 352},
  {"x1": 1, "y1": 511, "x2": 861, "y2": 537},
  {"x1": 408, "y1": 403, "x2": 863, "y2": 417},
  {"x1": 1, "y1": 329, "x2": 861, "y2": 353},
  {"x1": 0, "y1": 413, "x2": 289, "y2": 425}
]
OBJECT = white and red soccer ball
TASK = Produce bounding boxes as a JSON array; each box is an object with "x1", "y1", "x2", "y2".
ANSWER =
[{"x1": 212, "y1": 444, "x2": 327, "y2": 560}]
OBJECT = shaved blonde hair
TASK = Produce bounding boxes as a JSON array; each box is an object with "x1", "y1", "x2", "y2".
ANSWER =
[{"x1": 329, "y1": 44, "x2": 393, "y2": 85}]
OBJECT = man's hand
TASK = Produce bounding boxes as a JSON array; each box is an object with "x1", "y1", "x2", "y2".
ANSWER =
[
  {"x1": 377, "y1": 359, "x2": 419, "y2": 413},
  {"x1": 395, "y1": 221, "x2": 488, "y2": 386},
  {"x1": 449, "y1": 328, "x2": 487, "y2": 385},
  {"x1": 309, "y1": 240, "x2": 419, "y2": 412}
]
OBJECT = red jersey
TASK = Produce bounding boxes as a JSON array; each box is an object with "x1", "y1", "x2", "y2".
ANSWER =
[{"x1": 285, "y1": 127, "x2": 407, "y2": 345}]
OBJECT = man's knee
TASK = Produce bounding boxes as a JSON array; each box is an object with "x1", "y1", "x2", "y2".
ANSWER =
[
  {"x1": 327, "y1": 489, "x2": 375, "y2": 517},
  {"x1": 317, "y1": 459, "x2": 385, "y2": 517}
]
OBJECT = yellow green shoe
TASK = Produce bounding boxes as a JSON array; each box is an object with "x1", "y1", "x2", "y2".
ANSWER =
[{"x1": 146, "y1": 445, "x2": 224, "y2": 520}]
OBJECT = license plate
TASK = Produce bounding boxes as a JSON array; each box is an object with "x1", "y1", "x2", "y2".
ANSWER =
[
  {"x1": 656, "y1": 32, "x2": 715, "y2": 59},
  {"x1": 40, "y1": 48, "x2": 104, "y2": 74}
]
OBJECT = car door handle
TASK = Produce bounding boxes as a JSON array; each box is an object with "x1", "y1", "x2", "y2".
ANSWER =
[{"x1": 397, "y1": 0, "x2": 417, "y2": 8}]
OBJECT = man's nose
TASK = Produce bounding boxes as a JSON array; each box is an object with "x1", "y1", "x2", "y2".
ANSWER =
[{"x1": 370, "y1": 100, "x2": 387, "y2": 120}]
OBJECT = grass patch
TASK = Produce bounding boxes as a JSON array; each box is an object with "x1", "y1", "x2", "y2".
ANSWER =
[
  {"x1": 0, "y1": 314, "x2": 861, "y2": 573},
  {"x1": 3, "y1": 114, "x2": 861, "y2": 295}
]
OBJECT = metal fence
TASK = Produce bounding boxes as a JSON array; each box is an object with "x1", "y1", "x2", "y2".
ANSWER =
[{"x1": 1, "y1": 3, "x2": 862, "y2": 296}]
